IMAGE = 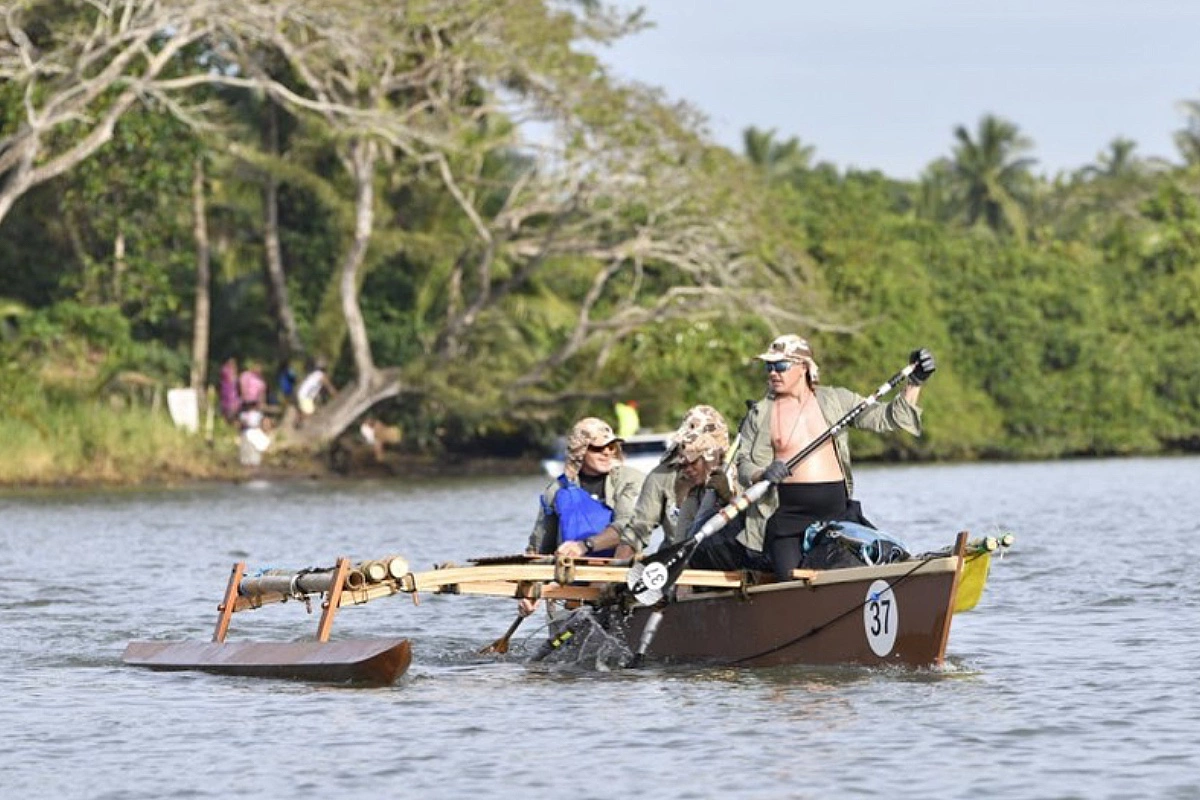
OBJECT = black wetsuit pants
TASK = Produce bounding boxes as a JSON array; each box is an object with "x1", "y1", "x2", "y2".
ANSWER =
[{"x1": 766, "y1": 481, "x2": 856, "y2": 580}]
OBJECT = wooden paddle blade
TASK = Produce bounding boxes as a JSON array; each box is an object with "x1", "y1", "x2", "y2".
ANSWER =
[
  {"x1": 478, "y1": 614, "x2": 525, "y2": 655},
  {"x1": 478, "y1": 638, "x2": 510, "y2": 655}
]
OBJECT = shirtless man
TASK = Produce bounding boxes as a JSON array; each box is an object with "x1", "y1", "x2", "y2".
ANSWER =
[{"x1": 692, "y1": 334, "x2": 934, "y2": 579}]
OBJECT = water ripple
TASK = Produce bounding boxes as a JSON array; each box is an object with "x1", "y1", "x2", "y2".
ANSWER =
[{"x1": 3, "y1": 460, "x2": 1200, "y2": 798}]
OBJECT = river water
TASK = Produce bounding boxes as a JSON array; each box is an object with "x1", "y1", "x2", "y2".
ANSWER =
[{"x1": 3, "y1": 457, "x2": 1198, "y2": 799}]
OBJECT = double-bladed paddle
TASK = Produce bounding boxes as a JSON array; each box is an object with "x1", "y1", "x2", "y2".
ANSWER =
[{"x1": 624, "y1": 360, "x2": 918, "y2": 607}]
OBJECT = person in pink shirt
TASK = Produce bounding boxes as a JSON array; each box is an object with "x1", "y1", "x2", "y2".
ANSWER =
[
  {"x1": 238, "y1": 361, "x2": 267, "y2": 408},
  {"x1": 218, "y1": 357, "x2": 241, "y2": 423}
]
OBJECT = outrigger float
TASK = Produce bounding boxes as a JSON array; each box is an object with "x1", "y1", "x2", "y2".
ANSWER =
[{"x1": 122, "y1": 533, "x2": 1011, "y2": 684}]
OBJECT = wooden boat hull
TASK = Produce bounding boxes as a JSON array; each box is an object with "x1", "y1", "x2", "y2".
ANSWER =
[
  {"x1": 122, "y1": 638, "x2": 412, "y2": 684},
  {"x1": 622, "y1": 555, "x2": 960, "y2": 668}
]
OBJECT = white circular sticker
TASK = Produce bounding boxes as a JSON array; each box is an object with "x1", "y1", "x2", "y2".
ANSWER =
[
  {"x1": 864, "y1": 579, "x2": 898, "y2": 657},
  {"x1": 642, "y1": 562, "x2": 669, "y2": 591}
]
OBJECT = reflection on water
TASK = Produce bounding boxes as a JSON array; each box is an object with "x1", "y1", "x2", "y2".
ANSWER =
[{"x1": 3, "y1": 459, "x2": 1200, "y2": 798}]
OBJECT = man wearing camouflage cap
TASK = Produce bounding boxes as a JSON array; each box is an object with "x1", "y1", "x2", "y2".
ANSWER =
[
  {"x1": 692, "y1": 334, "x2": 936, "y2": 579},
  {"x1": 615, "y1": 405, "x2": 735, "y2": 559}
]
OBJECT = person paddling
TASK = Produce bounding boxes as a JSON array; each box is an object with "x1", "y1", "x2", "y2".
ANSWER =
[
  {"x1": 519, "y1": 417, "x2": 645, "y2": 616},
  {"x1": 614, "y1": 404, "x2": 733, "y2": 560},
  {"x1": 692, "y1": 334, "x2": 936, "y2": 579}
]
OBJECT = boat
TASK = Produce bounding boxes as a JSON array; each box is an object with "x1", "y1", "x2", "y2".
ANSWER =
[
  {"x1": 540, "y1": 431, "x2": 671, "y2": 478},
  {"x1": 124, "y1": 532, "x2": 1006, "y2": 682},
  {"x1": 386, "y1": 531, "x2": 987, "y2": 669},
  {"x1": 125, "y1": 362, "x2": 1006, "y2": 680},
  {"x1": 619, "y1": 548, "x2": 960, "y2": 667}
]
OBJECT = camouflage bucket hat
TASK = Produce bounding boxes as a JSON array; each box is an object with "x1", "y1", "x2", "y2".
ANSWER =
[
  {"x1": 668, "y1": 405, "x2": 729, "y2": 466},
  {"x1": 755, "y1": 334, "x2": 820, "y2": 384},
  {"x1": 565, "y1": 417, "x2": 623, "y2": 478}
]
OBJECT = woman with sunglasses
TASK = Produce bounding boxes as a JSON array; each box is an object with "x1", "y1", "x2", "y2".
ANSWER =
[
  {"x1": 520, "y1": 417, "x2": 646, "y2": 615},
  {"x1": 694, "y1": 334, "x2": 935, "y2": 580}
]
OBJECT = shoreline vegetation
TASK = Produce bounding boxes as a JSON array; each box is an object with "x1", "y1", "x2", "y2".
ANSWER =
[
  {"x1": 0, "y1": 405, "x2": 551, "y2": 490},
  {"x1": 2, "y1": 400, "x2": 1191, "y2": 493},
  {"x1": 6, "y1": 4, "x2": 1200, "y2": 477}
]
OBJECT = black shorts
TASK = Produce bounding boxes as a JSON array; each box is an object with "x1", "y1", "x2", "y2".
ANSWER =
[{"x1": 765, "y1": 481, "x2": 850, "y2": 541}]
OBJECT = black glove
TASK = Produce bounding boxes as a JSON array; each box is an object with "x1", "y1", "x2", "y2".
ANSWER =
[
  {"x1": 909, "y1": 348, "x2": 937, "y2": 385},
  {"x1": 762, "y1": 459, "x2": 791, "y2": 484},
  {"x1": 707, "y1": 470, "x2": 736, "y2": 504}
]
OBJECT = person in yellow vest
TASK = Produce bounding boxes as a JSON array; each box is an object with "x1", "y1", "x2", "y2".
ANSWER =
[{"x1": 613, "y1": 399, "x2": 640, "y2": 438}]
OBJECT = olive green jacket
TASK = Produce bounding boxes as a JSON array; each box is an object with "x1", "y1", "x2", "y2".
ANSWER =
[
  {"x1": 620, "y1": 462, "x2": 705, "y2": 553},
  {"x1": 733, "y1": 386, "x2": 922, "y2": 552},
  {"x1": 528, "y1": 464, "x2": 646, "y2": 553}
]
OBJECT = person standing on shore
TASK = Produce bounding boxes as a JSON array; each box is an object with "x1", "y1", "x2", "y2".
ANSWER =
[
  {"x1": 296, "y1": 357, "x2": 337, "y2": 417},
  {"x1": 218, "y1": 358, "x2": 240, "y2": 423},
  {"x1": 238, "y1": 361, "x2": 267, "y2": 410},
  {"x1": 614, "y1": 399, "x2": 640, "y2": 439}
]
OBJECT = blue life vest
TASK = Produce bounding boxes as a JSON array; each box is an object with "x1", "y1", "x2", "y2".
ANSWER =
[{"x1": 546, "y1": 474, "x2": 616, "y2": 557}]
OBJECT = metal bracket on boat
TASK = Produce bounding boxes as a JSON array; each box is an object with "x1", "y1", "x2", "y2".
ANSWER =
[
  {"x1": 736, "y1": 570, "x2": 756, "y2": 601},
  {"x1": 287, "y1": 574, "x2": 314, "y2": 613}
]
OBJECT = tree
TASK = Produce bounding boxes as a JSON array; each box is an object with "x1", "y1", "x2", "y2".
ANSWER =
[
  {"x1": 0, "y1": 0, "x2": 214, "y2": 224},
  {"x1": 189, "y1": 156, "x2": 210, "y2": 396},
  {"x1": 207, "y1": 1, "x2": 837, "y2": 446},
  {"x1": 742, "y1": 126, "x2": 815, "y2": 182},
  {"x1": 947, "y1": 114, "x2": 1037, "y2": 242},
  {"x1": 1083, "y1": 137, "x2": 1141, "y2": 180},
  {"x1": 3, "y1": 0, "x2": 840, "y2": 450},
  {"x1": 1175, "y1": 97, "x2": 1200, "y2": 166}
]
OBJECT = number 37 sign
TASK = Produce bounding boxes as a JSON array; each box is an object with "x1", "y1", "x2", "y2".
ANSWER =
[{"x1": 864, "y1": 579, "x2": 898, "y2": 657}]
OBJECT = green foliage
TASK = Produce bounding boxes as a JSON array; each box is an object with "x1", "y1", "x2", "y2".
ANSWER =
[
  {"x1": 596, "y1": 318, "x2": 776, "y2": 432},
  {"x1": 7, "y1": 0, "x2": 1200, "y2": 482}
]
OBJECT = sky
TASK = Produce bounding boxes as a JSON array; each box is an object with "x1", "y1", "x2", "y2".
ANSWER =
[{"x1": 601, "y1": 0, "x2": 1200, "y2": 179}]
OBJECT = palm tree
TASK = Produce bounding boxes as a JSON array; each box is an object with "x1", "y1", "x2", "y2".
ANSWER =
[
  {"x1": 915, "y1": 158, "x2": 957, "y2": 223},
  {"x1": 1081, "y1": 137, "x2": 1141, "y2": 179},
  {"x1": 1175, "y1": 98, "x2": 1200, "y2": 166},
  {"x1": 742, "y1": 126, "x2": 815, "y2": 182},
  {"x1": 948, "y1": 114, "x2": 1037, "y2": 241}
]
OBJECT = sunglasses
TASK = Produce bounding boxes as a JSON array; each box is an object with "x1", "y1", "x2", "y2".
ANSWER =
[
  {"x1": 763, "y1": 361, "x2": 795, "y2": 374},
  {"x1": 588, "y1": 442, "x2": 619, "y2": 454}
]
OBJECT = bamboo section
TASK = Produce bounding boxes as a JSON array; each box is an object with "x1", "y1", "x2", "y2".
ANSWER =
[
  {"x1": 225, "y1": 554, "x2": 965, "y2": 616},
  {"x1": 396, "y1": 563, "x2": 764, "y2": 593},
  {"x1": 228, "y1": 555, "x2": 778, "y2": 614},
  {"x1": 238, "y1": 567, "x2": 366, "y2": 599}
]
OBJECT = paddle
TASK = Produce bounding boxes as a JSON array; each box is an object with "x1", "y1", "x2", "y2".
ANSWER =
[
  {"x1": 478, "y1": 613, "x2": 527, "y2": 655},
  {"x1": 624, "y1": 360, "x2": 918, "y2": 607}
]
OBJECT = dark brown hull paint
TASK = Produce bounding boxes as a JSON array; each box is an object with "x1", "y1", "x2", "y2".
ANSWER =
[
  {"x1": 623, "y1": 555, "x2": 961, "y2": 668},
  {"x1": 122, "y1": 638, "x2": 412, "y2": 684}
]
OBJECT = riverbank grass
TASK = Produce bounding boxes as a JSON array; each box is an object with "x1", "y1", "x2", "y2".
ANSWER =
[{"x1": 0, "y1": 402, "x2": 234, "y2": 486}]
